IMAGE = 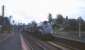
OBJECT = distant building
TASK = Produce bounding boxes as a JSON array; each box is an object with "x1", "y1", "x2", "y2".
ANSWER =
[{"x1": 0, "y1": 5, "x2": 10, "y2": 32}]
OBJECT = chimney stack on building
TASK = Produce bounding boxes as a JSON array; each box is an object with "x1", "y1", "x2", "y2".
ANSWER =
[{"x1": 2, "y1": 5, "x2": 5, "y2": 17}]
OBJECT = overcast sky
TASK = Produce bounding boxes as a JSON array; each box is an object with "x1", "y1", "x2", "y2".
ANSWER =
[{"x1": 0, "y1": 0, "x2": 85, "y2": 24}]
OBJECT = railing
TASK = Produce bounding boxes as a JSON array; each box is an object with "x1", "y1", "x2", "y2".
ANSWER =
[{"x1": 53, "y1": 32, "x2": 85, "y2": 42}]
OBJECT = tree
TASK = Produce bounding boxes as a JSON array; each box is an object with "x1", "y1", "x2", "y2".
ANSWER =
[
  {"x1": 48, "y1": 13, "x2": 53, "y2": 24},
  {"x1": 31, "y1": 21, "x2": 37, "y2": 31},
  {"x1": 77, "y1": 16, "x2": 84, "y2": 23},
  {"x1": 31, "y1": 21, "x2": 37, "y2": 27},
  {"x1": 77, "y1": 17, "x2": 85, "y2": 31},
  {"x1": 56, "y1": 14, "x2": 64, "y2": 24}
]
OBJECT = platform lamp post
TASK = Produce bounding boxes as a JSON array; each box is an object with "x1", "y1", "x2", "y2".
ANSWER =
[
  {"x1": 12, "y1": 20, "x2": 15, "y2": 32},
  {"x1": 9, "y1": 16, "x2": 12, "y2": 32}
]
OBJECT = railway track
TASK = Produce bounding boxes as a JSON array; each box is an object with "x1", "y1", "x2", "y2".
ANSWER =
[
  {"x1": 22, "y1": 33, "x2": 61, "y2": 50},
  {"x1": 21, "y1": 32, "x2": 85, "y2": 50},
  {"x1": 49, "y1": 36, "x2": 85, "y2": 50}
]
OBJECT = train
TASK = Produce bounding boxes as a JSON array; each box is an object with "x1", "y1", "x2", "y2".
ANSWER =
[{"x1": 24, "y1": 21, "x2": 54, "y2": 41}]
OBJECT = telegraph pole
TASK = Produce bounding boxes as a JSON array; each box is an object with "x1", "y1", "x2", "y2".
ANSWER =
[
  {"x1": 79, "y1": 20, "x2": 81, "y2": 39},
  {"x1": 78, "y1": 17, "x2": 81, "y2": 40}
]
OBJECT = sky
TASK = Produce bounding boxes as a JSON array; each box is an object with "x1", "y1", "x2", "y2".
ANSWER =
[{"x1": 0, "y1": 0, "x2": 85, "y2": 24}]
